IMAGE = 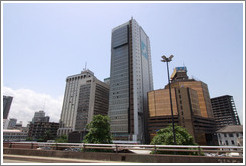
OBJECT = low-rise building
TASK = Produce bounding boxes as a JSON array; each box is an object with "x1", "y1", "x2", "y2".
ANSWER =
[
  {"x1": 217, "y1": 125, "x2": 243, "y2": 146},
  {"x1": 3, "y1": 129, "x2": 28, "y2": 142}
]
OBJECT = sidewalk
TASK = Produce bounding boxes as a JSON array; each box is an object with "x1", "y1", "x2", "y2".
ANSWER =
[{"x1": 3, "y1": 154, "x2": 129, "y2": 163}]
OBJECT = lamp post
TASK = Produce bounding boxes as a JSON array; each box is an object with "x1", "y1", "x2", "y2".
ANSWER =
[{"x1": 161, "y1": 55, "x2": 176, "y2": 145}]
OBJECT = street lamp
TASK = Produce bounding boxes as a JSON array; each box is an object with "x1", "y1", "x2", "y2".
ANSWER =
[{"x1": 161, "y1": 55, "x2": 176, "y2": 145}]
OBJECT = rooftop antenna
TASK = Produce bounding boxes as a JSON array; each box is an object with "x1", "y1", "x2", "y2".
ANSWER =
[
  {"x1": 42, "y1": 96, "x2": 46, "y2": 111},
  {"x1": 83, "y1": 62, "x2": 87, "y2": 71}
]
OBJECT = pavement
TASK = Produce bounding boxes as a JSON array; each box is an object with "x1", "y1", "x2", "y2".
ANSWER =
[{"x1": 3, "y1": 154, "x2": 129, "y2": 163}]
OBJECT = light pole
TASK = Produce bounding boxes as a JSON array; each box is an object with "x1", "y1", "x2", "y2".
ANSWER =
[{"x1": 161, "y1": 55, "x2": 176, "y2": 145}]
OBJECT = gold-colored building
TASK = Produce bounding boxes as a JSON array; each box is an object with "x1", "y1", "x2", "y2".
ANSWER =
[
  {"x1": 166, "y1": 81, "x2": 213, "y2": 118},
  {"x1": 148, "y1": 67, "x2": 217, "y2": 145}
]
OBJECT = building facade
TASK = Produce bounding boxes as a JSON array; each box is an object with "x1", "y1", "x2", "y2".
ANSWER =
[
  {"x1": 109, "y1": 18, "x2": 153, "y2": 143},
  {"x1": 211, "y1": 95, "x2": 241, "y2": 129},
  {"x1": 32, "y1": 110, "x2": 50, "y2": 123},
  {"x1": 3, "y1": 119, "x2": 9, "y2": 129},
  {"x1": 3, "y1": 129, "x2": 28, "y2": 142},
  {"x1": 28, "y1": 122, "x2": 59, "y2": 140},
  {"x1": 167, "y1": 67, "x2": 214, "y2": 118},
  {"x1": 8, "y1": 118, "x2": 17, "y2": 129},
  {"x1": 57, "y1": 69, "x2": 109, "y2": 136},
  {"x1": 216, "y1": 125, "x2": 243, "y2": 146},
  {"x1": 148, "y1": 67, "x2": 217, "y2": 145},
  {"x1": 148, "y1": 87, "x2": 216, "y2": 145},
  {"x1": 3, "y1": 95, "x2": 13, "y2": 119}
]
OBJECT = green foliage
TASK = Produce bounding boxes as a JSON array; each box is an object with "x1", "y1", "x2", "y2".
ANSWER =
[
  {"x1": 42, "y1": 130, "x2": 55, "y2": 142},
  {"x1": 83, "y1": 115, "x2": 112, "y2": 144},
  {"x1": 55, "y1": 135, "x2": 68, "y2": 143},
  {"x1": 151, "y1": 124, "x2": 196, "y2": 145},
  {"x1": 26, "y1": 137, "x2": 33, "y2": 141},
  {"x1": 151, "y1": 124, "x2": 199, "y2": 155}
]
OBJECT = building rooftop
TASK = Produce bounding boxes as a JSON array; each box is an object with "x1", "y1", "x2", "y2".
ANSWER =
[
  {"x1": 3, "y1": 129, "x2": 22, "y2": 133},
  {"x1": 211, "y1": 95, "x2": 233, "y2": 100},
  {"x1": 216, "y1": 125, "x2": 243, "y2": 133}
]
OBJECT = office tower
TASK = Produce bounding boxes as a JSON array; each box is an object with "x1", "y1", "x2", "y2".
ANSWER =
[
  {"x1": 32, "y1": 110, "x2": 50, "y2": 123},
  {"x1": 3, "y1": 95, "x2": 13, "y2": 119},
  {"x1": 148, "y1": 87, "x2": 216, "y2": 145},
  {"x1": 109, "y1": 18, "x2": 153, "y2": 143},
  {"x1": 57, "y1": 69, "x2": 109, "y2": 136},
  {"x1": 104, "y1": 77, "x2": 110, "y2": 85},
  {"x1": 211, "y1": 95, "x2": 241, "y2": 129},
  {"x1": 7, "y1": 118, "x2": 17, "y2": 129},
  {"x1": 148, "y1": 67, "x2": 217, "y2": 145},
  {"x1": 168, "y1": 67, "x2": 214, "y2": 118}
]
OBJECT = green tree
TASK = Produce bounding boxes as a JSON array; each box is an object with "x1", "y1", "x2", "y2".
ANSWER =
[
  {"x1": 83, "y1": 115, "x2": 112, "y2": 144},
  {"x1": 151, "y1": 124, "x2": 198, "y2": 155},
  {"x1": 26, "y1": 137, "x2": 33, "y2": 141},
  {"x1": 42, "y1": 130, "x2": 54, "y2": 142},
  {"x1": 55, "y1": 135, "x2": 68, "y2": 143},
  {"x1": 151, "y1": 124, "x2": 196, "y2": 145}
]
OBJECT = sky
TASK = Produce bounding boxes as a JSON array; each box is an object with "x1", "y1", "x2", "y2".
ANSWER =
[{"x1": 2, "y1": 2, "x2": 244, "y2": 127}]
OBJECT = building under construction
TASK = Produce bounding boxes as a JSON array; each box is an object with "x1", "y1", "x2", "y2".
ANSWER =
[{"x1": 211, "y1": 95, "x2": 240, "y2": 129}]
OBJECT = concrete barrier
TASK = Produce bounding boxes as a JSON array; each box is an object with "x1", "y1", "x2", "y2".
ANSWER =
[{"x1": 3, "y1": 148, "x2": 243, "y2": 163}]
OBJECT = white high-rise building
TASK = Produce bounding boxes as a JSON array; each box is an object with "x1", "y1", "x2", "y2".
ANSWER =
[
  {"x1": 109, "y1": 18, "x2": 153, "y2": 143},
  {"x1": 57, "y1": 69, "x2": 109, "y2": 136}
]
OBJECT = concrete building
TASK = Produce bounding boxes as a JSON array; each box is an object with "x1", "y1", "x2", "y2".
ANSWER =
[
  {"x1": 28, "y1": 122, "x2": 59, "y2": 141},
  {"x1": 148, "y1": 67, "x2": 217, "y2": 145},
  {"x1": 57, "y1": 69, "x2": 109, "y2": 136},
  {"x1": 3, "y1": 129, "x2": 28, "y2": 142},
  {"x1": 32, "y1": 110, "x2": 50, "y2": 123},
  {"x1": 216, "y1": 125, "x2": 243, "y2": 146},
  {"x1": 109, "y1": 18, "x2": 153, "y2": 144},
  {"x1": 3, "y1": 95, "x2": 13, "y2": 119},
  {"x1": 3, "y1": 119, "x2": 9, "y2": 129},
  {"x1": 211, "y1": 95, "x2": 241, "y2": 129},
  {"x1": 7, "y1": 118, "x2": 17, "y2": 129}
]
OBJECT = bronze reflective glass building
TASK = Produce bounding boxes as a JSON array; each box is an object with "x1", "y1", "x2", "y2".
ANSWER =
[{"x1": 148, "y1": 67, "x2": 217, "y2": 145}]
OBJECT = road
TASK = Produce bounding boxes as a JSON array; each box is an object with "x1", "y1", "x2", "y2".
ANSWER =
[
  {"x1": 3, "y1": 159, "x2": 43, "y2": 163},
  {"x1": 3, "y1": 154, "x2": 128, "y2": 163}
]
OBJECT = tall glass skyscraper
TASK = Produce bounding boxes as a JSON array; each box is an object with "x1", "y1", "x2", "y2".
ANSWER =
[{"x1": 109, "y1": 18, "x2": 153, "y2": 143}]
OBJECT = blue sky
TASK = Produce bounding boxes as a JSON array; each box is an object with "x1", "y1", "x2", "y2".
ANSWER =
[{"x1": 2, "y1": 2, "x2": 244, "y2": 126}]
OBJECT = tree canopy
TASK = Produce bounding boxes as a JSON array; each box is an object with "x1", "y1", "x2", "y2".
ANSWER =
[
  {"x1": 151, "y1": 124, "x2": 196, "y2": 145},
  {"x1": 55, "y1": 134, "x2": 68, "y2": 143},
  {"x1": 83, "y1": 115, "x2": 112, "y2": 144}
]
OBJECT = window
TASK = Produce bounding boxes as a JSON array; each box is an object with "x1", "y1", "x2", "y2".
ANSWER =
[
  {"x1": 231, "y1": 140, "x2": 235, "y2": 145},
  {"x1": 225, "y1": 140, "x2": 228, "y2": 145},
  {"x1": 224, "y1": 133, "x2": 227, "y2": 137},
  {"x1": 229, "y1": 133, "x2": 233, "y2": 137}
]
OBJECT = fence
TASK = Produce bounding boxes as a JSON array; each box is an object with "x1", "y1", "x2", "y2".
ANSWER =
[{"x1": 3, "y1": 142, "x2": 243, "y2": 157}]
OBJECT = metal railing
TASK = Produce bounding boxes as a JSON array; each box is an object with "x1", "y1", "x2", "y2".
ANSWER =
[{"x1": 3, "y1": 142, "x2": 243, "y2": 157}]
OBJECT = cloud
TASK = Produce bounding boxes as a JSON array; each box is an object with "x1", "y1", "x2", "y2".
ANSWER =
[{"x1": 3, "y1": 86, "x2": 63, "y2": 127}]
